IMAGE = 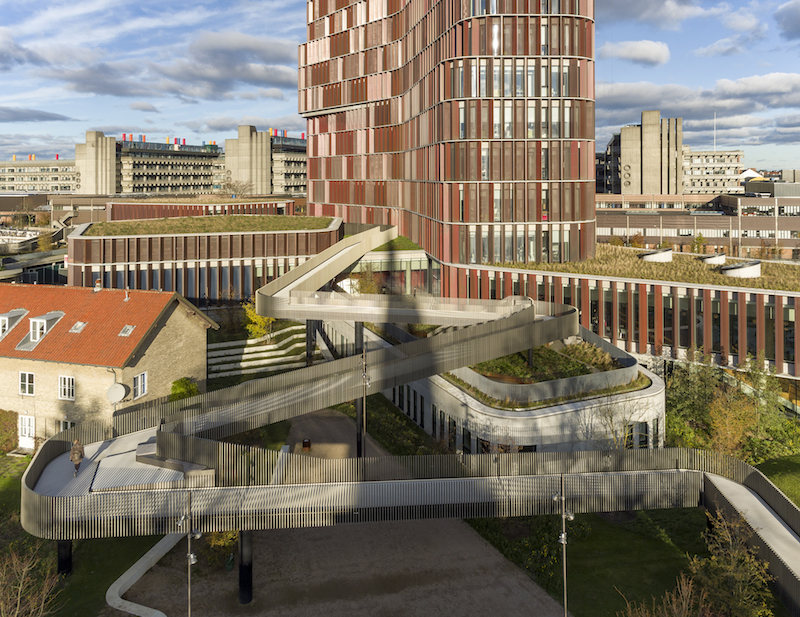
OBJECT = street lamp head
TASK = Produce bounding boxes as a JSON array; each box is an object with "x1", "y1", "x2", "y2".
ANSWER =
[
  {"x1": 191, "y1": 530, "x2": 202, "y2": 540},
  {"x1": 565, "y1": 510, "x2": 575, "y2": 521},
  {"x1": 188, "y1": 552, "x2": 198, "y2": 565},
  {"x1": 177, "y1": 514, "x2": 187, "y2": 527},
  {"x1": 552, "y1": 493, "x2": 561, "y2": 502}
]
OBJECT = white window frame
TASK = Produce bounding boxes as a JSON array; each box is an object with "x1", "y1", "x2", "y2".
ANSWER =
[
  {"x1": 133, "y1": 372, "x2": 147, "y2": 399},
  {"x1": 58, "y1": 420, "x2": 76, "y2": 432},
  {"x1": 59, "y1": 376, "x2": 75, "y2": 401},
  {"x1": 0, "y1": 316, "x2": 7, "y2": 335},
  {"x1": 19, "y1": 372, "x2": 34, "y2": 396},
  {"x1": 30, "y1": 319, "x2": 45, "y2": 342}
]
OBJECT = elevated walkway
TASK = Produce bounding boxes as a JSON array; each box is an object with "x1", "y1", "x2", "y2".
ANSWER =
[{"x1": 20, "y1": 226, "x2": 800, "y2": 615}]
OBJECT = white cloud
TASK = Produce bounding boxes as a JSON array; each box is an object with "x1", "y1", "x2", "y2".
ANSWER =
[
  {"x1": 775, "y1": 0, "x2": 800, "y2": 39},
  {"x1": 598, "y1": 40, "x2": 670, "y2": 66},
  {"x1": 722, "y1": 7, "x2": 764, "y2": 32},
  {"x1": 179, "y1": 114, "x2": 306, "y2": 134},
  {"x1": 0, "y1": 29, "x2": 42, "y2": 70},
  {"x1": 597, "y1": 0, "x2": 727, "y2": 29},
  {"x1": 597, "y1": 72, "x2": 800, "y2": 149},
  {"x1": 130, "y1": 102, "x2": 160, "y2": 113},
  {"x1": 0, "y1": 106, "x2": 72, "y2": 122}
]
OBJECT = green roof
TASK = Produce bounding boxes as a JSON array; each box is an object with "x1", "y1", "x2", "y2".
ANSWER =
[
  {"x1": 84, "y1": 215, "x2": 332, "y2": 237},
  {"x1": 506, "y1": 244, "x2": 800, "y2": 293}
]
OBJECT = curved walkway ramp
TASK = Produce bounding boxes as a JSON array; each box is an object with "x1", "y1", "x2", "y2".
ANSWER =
[{"x1": 18, "y1": 227, "x2": 800, "y2": 615}]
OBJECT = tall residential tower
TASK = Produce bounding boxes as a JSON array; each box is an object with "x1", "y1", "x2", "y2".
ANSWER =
[{"x1": 300, "y1": 0, "x2": 596, "y2": 295}]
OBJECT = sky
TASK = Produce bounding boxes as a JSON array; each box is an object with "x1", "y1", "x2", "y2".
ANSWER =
[{"x1": 2, "y1": 0, "x2": 800, "y2": 169}]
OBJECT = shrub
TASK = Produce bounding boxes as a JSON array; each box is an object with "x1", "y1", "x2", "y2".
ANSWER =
[
  {"x1": 630, "y1": 233, "x2": 645, "y2": 248},
  {"x1": 170, "y1": 378, "x2": 200, "y2": 401},
  {"x1": 0, "y1": 410, "x2": 17, "y2": 453}
]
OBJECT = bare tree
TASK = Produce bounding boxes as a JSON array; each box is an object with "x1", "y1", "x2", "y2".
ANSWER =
[
  {"x1": 223, "y1": 180, "x2": 254, "y2": 196},
  {"x1": 617, "y1": 573, "x2": 710, "y2": 617},
  {"x1": 573, "y1": 395, "x2": 656, "y2": 450},
  {"x1": 0, "y1": 543, "x2": 60, "y2": 617}
]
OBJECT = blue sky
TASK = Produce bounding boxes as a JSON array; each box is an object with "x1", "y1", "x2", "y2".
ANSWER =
[{"x1": 1, "y1": 0, "x2": 800, "y2": 169}]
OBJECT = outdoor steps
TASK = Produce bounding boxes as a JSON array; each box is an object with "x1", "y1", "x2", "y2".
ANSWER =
[
  {"x1": 207, "y1": 326, "x2": 324, "y2": 377},
  {"x1": 207, "y1": 325, "x2": 305, "y2": 351}
]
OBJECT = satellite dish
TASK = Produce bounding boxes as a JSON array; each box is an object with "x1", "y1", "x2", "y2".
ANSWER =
[{"x1": 107, "y1": 383, "x2": 126, "y2": 404}]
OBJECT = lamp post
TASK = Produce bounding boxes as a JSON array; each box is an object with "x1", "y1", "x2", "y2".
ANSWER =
[
  {"x1": 553, "y1": 475, "x2": 574, "y2": 617},
  {"x1": 178, "y1": 492, "x2": 202, "y2": 617},
  {"x1": 358, "y1": 342, "x2": 370, "y2": 457}
]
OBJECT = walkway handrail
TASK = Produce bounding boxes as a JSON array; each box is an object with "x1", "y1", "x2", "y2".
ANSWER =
[{"x1": 22, "y1": 445, "x2": 800, "y2": 541}]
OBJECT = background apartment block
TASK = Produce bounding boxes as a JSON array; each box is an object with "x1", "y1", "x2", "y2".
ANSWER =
[
  {"x1": 225, "y1": 126, "x2": 308, "y2": 195},
  {"x1": 599, "y1": 111, "x2": 744, "y2": 195},
  {"x1": 0, "y1": 159, "x2": 77, "y2": 193},
  {"x1": 0, "y1": 126, "x2": 307, "y2": 197},
  {"x1": 682, "y1": 148, "x2": 744, "y2": 194},
  {"x1": 601, "y1": 110, "x2": 683, "y2": 195},
  {"x1": 300, "y1": 0, "x2": 597, "y2": 278}
]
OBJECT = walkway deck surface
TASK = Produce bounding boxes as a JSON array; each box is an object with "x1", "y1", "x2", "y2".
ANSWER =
[{"x1": 706, "y1": 474, "x2": 800, "y2": 576}]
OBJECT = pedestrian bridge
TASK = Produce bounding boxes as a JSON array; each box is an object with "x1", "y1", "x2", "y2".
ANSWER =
[{"x1": 20, "y1": 226, "x2": 800, "y2": 615}]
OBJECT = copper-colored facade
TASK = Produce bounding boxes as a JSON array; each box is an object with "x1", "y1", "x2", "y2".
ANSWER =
[{"x1": 300, "y1": 0, "x2": 596, "y2": 275}]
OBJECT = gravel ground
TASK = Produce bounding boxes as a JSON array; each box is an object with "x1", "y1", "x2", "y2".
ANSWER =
[{"x1": 112, "y1": 411, "x2": 567, "y2": 617}]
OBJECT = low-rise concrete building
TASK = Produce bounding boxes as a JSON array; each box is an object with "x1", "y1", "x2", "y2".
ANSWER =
[{"x1": 0, "y1": 284, "x2": 217, "y2": 449}]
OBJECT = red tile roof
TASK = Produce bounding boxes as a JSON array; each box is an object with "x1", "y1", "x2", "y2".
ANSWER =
[{"x1": 0, "y1": 284, "x2": 201, "y2": 367}]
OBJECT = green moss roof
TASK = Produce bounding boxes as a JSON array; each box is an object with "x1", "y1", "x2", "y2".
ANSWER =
[
  {"x1": 504, "y1": 244, "x2": 800, "y2": 293},
  {"x1": 84, "y1": 215, "x2": 332, "y2": 237}
]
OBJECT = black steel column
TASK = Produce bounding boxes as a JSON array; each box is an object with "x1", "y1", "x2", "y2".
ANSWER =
[
  {"x1": 57, "y1": 540, "x2": 72, "y2": 576},
  {"x1": 238, "y1": 530, "x2": 253, "y2": 604},
  {"x1": 354, "y1": 321, "x2": 364, "y2": 457},
  {"x1": 306, "y1": 320, "x2": 315, "y2": 366}
]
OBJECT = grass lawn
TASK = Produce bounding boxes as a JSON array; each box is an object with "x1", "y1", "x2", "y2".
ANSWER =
[
  {"x1": 84, "y1": 214, "x2": 331, "y2": 236},
  {"x1": 334, "y1": 393, "x2": 447, "y2": 456},
  {"x1": 568, "y1": 510, "x2": 706, "y2": 617},
  {"x1": 759, "y1": 454, "x2": 800, "y2": 506},
  {"x1": 372, "y1": 236, "x2": 422, "y2": 251}
]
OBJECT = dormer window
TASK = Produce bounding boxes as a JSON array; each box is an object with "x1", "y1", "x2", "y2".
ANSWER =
[
  {"x1": 0, "y1": 309, "x2": 26, "y2": 342},
  {"x1": 15, "y1": 311, "x2": 64, "y2": 351},
  {"x1": 30, "y1": 319, "x2": 46, "y2": 341}
]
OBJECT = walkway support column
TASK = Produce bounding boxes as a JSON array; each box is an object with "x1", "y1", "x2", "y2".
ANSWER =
[
  {"x1": 354, "y1": 321, "x2": 364, "y2": 457},
  {"x1": 306, "y1": 320, "x2": 315, "y2": 366},
  {"x1": 57, "y1": 540, "x2": 72, "y2": 576},
  {"x1": 239, "y1": 530, "x2": 253, "y2": 604}
]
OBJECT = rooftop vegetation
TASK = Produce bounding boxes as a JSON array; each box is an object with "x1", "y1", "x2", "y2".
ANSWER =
[
  {"x1": 507, "y1": 243, "x2": 800, "y2": 292},
  {"x1": 444, "y1": 370, "x2": 650, "y2": 411},
  {"x1": 84, "y1": 214, "x2": 332, "y2": 236},
  {"x1": 372, "y1": 236, "x2": 423, "y2": 251},
  {"x1": 109, "y1": 196, "x2": 296, "y2": 204},
  {"x1": 472, "y1": 343, "x2": 621, "y2": 384}
]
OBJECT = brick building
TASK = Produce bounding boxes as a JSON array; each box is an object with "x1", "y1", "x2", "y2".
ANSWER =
[{"x1": 299, "y1": 0, "x2": 598, "y2": 280}]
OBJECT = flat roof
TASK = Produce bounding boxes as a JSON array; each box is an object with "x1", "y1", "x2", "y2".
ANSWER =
[
  {"x1": 514, "y1": 244, "x2": 800, "y2": 293},
  {"x1": 82, "y1": 215, "x2": 333, "y2": 237}
]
